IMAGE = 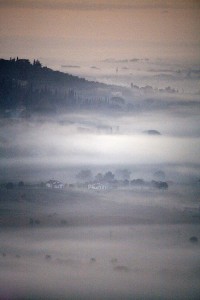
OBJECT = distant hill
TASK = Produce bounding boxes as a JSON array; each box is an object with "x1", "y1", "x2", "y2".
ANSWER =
[
  {"x1": 0, "y1": 58, "x2": 117, "y2": 115},
  {"x1": 0, "y1": 58, "x2": 103, "y2": 88}
]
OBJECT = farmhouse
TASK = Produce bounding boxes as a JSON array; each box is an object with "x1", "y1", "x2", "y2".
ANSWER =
[{"x1": 46, "y1": 180, "x2": 64, "y2": 189}]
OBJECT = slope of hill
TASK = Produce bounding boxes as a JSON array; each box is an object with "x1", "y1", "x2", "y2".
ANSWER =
[
  {"x1": 0, "y1": 58, "x2": 120, "y2": 114},
  {"x1": 0, "y1": 58, "x2": 104, "y2": 87}
]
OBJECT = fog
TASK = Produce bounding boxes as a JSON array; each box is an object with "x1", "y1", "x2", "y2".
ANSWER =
[
  {"x1": 59, "y1": 57, "x2": 200, "y2": 95},
  {"x1": 0, "y1": 107, "x2": 200, "y2": 182},
  {"x1": 1, "y1": 1, "x2": 200, "y2": 297},
  {"x1": 1, "y1": 225, "x2": 200, "y2": 300},
  {"x1": 0, "y1": 186, "x2": 200, "y2": 299},
  {"x1": 1, "y1": 57, "x2": 199, "y2": 183},
  {"x1": 1, "y1": 56, "x2": 200, "y2": 299}
]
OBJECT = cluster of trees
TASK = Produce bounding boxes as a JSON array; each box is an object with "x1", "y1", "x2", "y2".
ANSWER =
[
  {"x1": 1, "y1": 181, "x2": 25, "y2": 189},
  {"x1": 130, "y1": 83, "x2": 178, "y2": 94},
  {"x1": 76, "y1": 169, "x2": 131, "y2": 183},
  {"x1": 76, "y1": 169, "x2": 168, "y2": 189},
  {"x1": 1, "y1": 169, "x2": 169, "y2": 191}
]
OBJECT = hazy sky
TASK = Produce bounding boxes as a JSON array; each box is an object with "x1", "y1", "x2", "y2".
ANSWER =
[{"x1": 0, "y1": 0, "x2": 200, "y2": 64}]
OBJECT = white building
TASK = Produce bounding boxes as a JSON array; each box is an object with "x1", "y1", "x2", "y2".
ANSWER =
[{"x1": 88, "y1": 183, "x2": 107, "y2": 191}]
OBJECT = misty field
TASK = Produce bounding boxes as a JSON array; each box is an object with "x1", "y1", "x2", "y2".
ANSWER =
[{"x1": 0, "y1": 188, "x2": 200, "y2": 300}]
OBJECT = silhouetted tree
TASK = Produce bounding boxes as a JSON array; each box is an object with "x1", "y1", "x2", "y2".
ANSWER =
[
  {"x1": 123, "y1": 179, "x2": 129, "y2": 186},
  {"x1": 103, "y1": 171, "x2": 115, "y2": 182},
  {"x1": 18, "y1": 181, "x2": 24, "y2": 188},
  {"x1": 151, "y1": 180, "x2": 168, "y2": 190},
  {"x1": 33, "y1": 59, "x2": 42, "y2": 68},
  {"x1": 95, "y1": 173, "x2": 103, "y2": 182},
  {"x1": 76, "y1": 169, "x2": 92, "y2": 181},
  {"x1": 131, "y1": 179, "x2": 144, "y2": 186},
  {"x1": 189, "y1": 236, "x2": 198, "y2": 243},
  {"x1": 39, "y1": 181, "x2": 45, "y2": 188},
  {"x1": 6, "y1": 182, "x2": 14, "y2": 189}
]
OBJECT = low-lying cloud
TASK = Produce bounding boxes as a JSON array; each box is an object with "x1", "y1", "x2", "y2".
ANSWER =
[{"x1": 0, "y1": 113, "x2": 200, "y2": 176}]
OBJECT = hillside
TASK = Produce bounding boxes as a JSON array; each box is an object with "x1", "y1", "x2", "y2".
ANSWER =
[
  {"x1": 0, "y1": 58, "x2": 104, "y2": 86},
  {"x1": 0, "y1": 58, "x2": 125, "y2": 115}
]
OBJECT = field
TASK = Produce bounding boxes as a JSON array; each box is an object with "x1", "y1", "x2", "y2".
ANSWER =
[{"x1": 0, "y1": 187, "x2": 200, "y2": 299}]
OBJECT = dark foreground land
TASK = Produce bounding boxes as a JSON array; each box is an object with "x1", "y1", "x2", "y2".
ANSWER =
[
  {"x1": 0, "y1": 187, "x2": 200, "y2": 299},
  {"x1": 0, "y1": 186, "x2": 199, "y2": 227}
]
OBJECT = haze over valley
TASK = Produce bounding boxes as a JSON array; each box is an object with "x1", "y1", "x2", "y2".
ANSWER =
[{"x1": 0, "y1": 1, "x2": 200, "y2": 299}]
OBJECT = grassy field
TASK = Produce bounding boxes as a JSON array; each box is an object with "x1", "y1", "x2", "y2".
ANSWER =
[
  {"x1": 0, "y1": 186, "x2": 200, "y2": 299},
  {"x1": 0, "y1": 186, "x2": 199, "y2": 227}
]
